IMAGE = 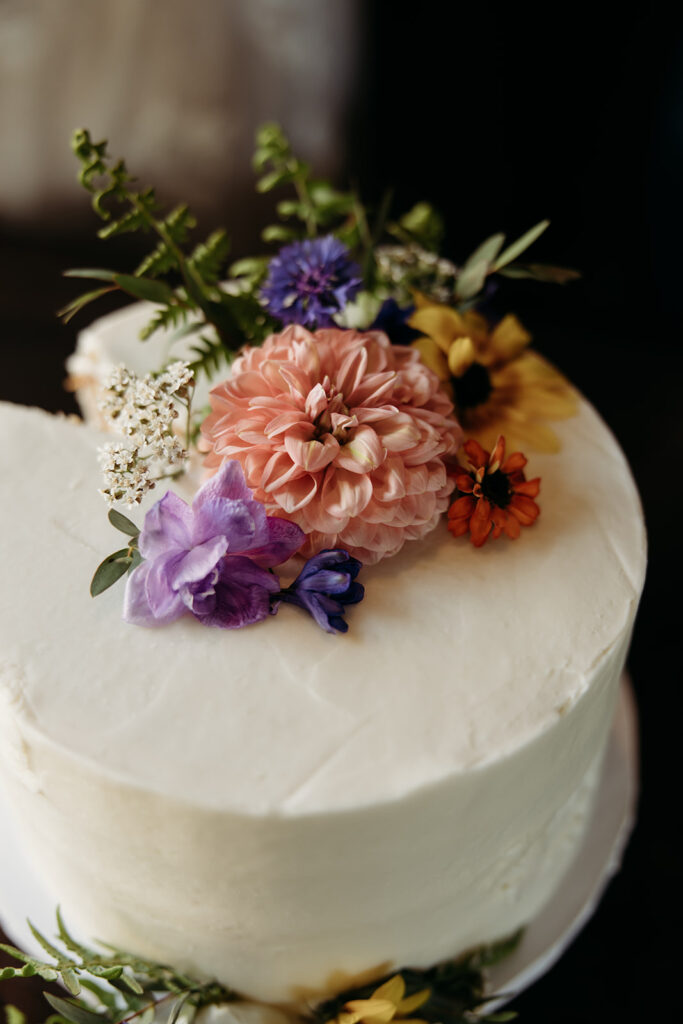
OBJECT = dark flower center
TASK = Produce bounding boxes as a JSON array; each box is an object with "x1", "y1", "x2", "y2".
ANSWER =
[
  {"x1": 300, "y1": 267, "x2": 333, "y2": 296},
  {"x1": 480, "y1": 469, "x2": 512, "y2": 508},
  {"x1": 452, "y1": 363, "x2": 492, "y2": 410}
]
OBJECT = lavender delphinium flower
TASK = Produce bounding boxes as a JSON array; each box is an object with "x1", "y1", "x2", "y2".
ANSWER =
[
  {"x1": 261, "y1": 235, "x2": 362, "y2": 329},
  {"x1": 276, "y1": 549, "x2": 364, "y2": 634},
  {"x1": 123, "y1": 461, "x2": 304, "y2": 629}
]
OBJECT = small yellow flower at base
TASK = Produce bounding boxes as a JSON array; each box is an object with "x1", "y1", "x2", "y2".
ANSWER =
[
  {"x1": 408, "y1": 296, "x2": 577, "y2": 454},
  {"x1": 335, "y1": 975, "x2": 431, "y2": 1024}
]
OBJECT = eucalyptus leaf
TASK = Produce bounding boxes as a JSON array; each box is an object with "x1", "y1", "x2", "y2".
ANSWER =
[
  {"x1": 112, "y1": 274, "x2": 175, "y2": 305},
  {"x1": 43, "y1": 994, "x2": 108, "y2": 1024},
  {"x1": 90, "y1": 550, "x2": 132, "y2": 598},
  {"x1": 107, "y1": 509, "x2": 140, "y2": 538},
  {"x1": 498, "y1": 262, "x2": 580, "y2": 284},
  {"x1": 454, "y1": 259, "x2": 489, "y2": 301},
  {"x1": 490, "y1": 219, "x2": 550, "y2": 271},
  {"x1": 460, "y1": 233, "x2": 506, "y2": 275}
]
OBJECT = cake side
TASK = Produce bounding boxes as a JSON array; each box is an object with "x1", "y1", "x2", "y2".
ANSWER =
[{"x1": 0, "y1": 397, "x2": 645, "y2": 1001}]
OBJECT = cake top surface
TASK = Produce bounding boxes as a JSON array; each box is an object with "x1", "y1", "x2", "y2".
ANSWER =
[{"x1": 0, "y1": 395, "x2": 645, "y2": 816}]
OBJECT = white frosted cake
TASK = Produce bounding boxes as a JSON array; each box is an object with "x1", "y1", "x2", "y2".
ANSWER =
[{"x1": 0, "y1": 303, "x2": 646, "y2": 1004}]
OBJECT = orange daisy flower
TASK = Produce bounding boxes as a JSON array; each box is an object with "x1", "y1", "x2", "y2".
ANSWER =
[{"x1": 448, "y1": 435, "x2": 541, "y2": 547}]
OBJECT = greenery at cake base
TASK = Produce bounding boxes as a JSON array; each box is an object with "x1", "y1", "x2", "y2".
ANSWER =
[{"x1": 0, "y1": 911, "x2": 519, "y2": 1024}]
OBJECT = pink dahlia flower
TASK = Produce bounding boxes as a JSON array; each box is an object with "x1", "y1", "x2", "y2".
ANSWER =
[{"x1": 201, "y1": 326, "x2": 462, "y2": 564}]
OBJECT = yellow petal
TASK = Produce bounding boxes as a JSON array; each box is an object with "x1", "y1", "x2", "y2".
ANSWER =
[
  {"x1": 474, "y1": 413, "x2": 562, "y2": 454},
  {"x1": 408, "y1": 305, "x2": 467, "y2": 354},
  {"x1": 397, "y1": 988, "x2": 431, "y2": 1015},
  {"x1": 447, "y1": 336, "x2": 476, "y2": 378},
  {"x1": 338, "y1": 1013, "x2": 363, "y2": 1024},
  {"x1": 344, "y1": 999, "x2": 397, "y2": 1024},
  {"x1": 372, "y1": 976, "x2": 405, "y2": 1006},
  {"x1": 412, "y1": 337, "x2": 450, "y2": 381},
  {"x1": 488, "y1": 314, "x2": 532, "y2": 363},
  {"x1": 461, "y1": 309, "x2": 490, "y2": 342}
]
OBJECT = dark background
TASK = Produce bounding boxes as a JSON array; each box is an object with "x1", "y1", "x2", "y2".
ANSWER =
[{"x1": 1, "y1": 4, "x2": 679, "y2": 1021}]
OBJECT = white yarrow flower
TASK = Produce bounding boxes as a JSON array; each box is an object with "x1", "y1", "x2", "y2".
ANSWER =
[{"x1": 97, "y1": 362, "x2": 194, "y2": 506}]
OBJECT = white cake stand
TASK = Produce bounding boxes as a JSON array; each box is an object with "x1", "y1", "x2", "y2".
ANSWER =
[{"x1": 0, "y1": 677, "x2": 638, "y2": 1017}]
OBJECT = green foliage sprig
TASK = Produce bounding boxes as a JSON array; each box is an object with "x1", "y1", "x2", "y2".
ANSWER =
[
  {"x1": 61, "y1": 130, "x2": 273, "y2": 379},
  {"x1": 0, "y1": 911, "x2": 235, "y2": 1024},
  {"x1": 90, "y1": 510, "x2": 141, "y2": 597},
  {"x1": 1, "y1": 913, "x2": 521, "y2": 1024},
  {"x1": 62, "y1": 125, "x2": 578, "y2": 383}
]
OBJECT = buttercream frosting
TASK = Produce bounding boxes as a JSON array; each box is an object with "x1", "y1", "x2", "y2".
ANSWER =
[{"x1": 0, "y1": 309, "x2": 646, "y2": 1002}]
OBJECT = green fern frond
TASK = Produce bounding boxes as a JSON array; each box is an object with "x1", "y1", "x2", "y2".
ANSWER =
[
  {"x1": 135, "y1": 206, "x2": 197, "y2": 278},
  {"x1": 138, "y1": 303, "x2": 192, "y2": 341},
  {"x1": 98, "y1": 209, "x2": 148, "y2": 240},
  {"x1": 188, "y1": 230, "x2": 231, "y2": 285},
  {"x1": 188, "y1": 334, "x2": 233, "y2": 381}
]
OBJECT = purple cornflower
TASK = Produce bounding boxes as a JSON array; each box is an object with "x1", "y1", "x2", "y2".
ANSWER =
[
  {"x1": 123, "y1": 462, "x2": 304, "y2": 629},
  {"x1": 261, "y1": 235, "x2": 362, "y2": 329},
  {"x1": 276, "y1": 549, "x2": 364, "y2": 634}
]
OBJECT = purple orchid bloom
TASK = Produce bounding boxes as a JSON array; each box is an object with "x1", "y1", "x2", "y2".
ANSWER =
[
  {"x1": 276, "y1": 549, "x2": 364, "y2": 634},
  {"x1": 123, "y1": 462, "x2": 304, "y2": 629}
]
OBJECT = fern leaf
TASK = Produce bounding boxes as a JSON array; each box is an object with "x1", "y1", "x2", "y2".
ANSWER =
[
  {"x1": 188, "y1": 230, "x2": 231, "y2": 285},
  {"x1": 28, "y1": 920, "x2": 72, "y2": 965},
  {"x1": 55, "y1": 908, "x2": 100, "y2": 962},
  {"x1": 135, "y1": 206, "x2": 196, "y2": 278},
  {"x1": 164, "y1": 205, "x2": 196, "y2": 244},
  {"x1": 138, "y1": 303, "x2": 191, "y2": 341},
  {"x1": 98, "y1": 209, "x2": 147, "y2": 240},
  {"x1": 189, "y1": 335, "x2": 232, "y2": 380}
]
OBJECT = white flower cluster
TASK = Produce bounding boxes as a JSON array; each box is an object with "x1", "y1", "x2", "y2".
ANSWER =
[
  {"x1": 375, "y1": 243, "x2": 459, "y2": 304},
  {"x1": 98, "y1": 362, "x2": 194, "y2": 507}
]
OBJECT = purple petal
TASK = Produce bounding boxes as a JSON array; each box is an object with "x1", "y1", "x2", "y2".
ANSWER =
[
  {"x1": 123, "y1": 558, "x2": 185, "y2": 626},
  {"x1": 217, "y1": 555, "x2": 280, "y2": 593},
  {"x1": 167, "y1": 536, "x2": 228, "y2": 589},
  {"x1": 193, "y1": 461, "x2": 254, "y2": 510},
  {"x1": 178, "y1": 570, "x2": 219, "y2": 617},
  {"x1": 197, "y1": 556, "x2": 278, "y2": 628},
  {"x1": 138, "y1": 491, "x2": 193, "y2": 561},
  {"x1": 247, "y1": 516, "x2": 305, "y2": 568},
  {"x1": 192, "y1": 495, "x2": 264, "y2": 550},
  {"x1": 297, "y1": 569, "x2": 350, "y2": 594}
]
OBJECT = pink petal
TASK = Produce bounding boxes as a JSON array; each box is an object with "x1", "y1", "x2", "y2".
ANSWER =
[
  {"x1": 321, "y1": 467, "x2": 373, "y2": 518},
  {"x1": 305, "y1": 382, "x2": 329, "y2": 420},
  {"x1": 334, "y1": 425, "x2": 386, "y2": 474},
  {"x1": 284, "y1": 430, "x2": 340, "y2": 472}
]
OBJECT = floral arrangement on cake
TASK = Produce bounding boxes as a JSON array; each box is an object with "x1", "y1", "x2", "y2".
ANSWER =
[{"x1": 63, "y1": 126, "x2": 578, "y2": 634}]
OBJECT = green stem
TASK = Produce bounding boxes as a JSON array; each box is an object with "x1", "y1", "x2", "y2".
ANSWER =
[{"x1": 292, "y1": 169, "x2": 317, "y2": 238}]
